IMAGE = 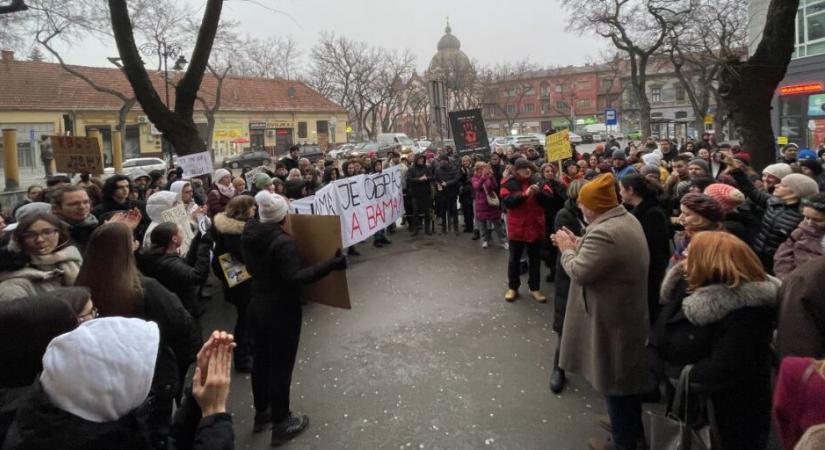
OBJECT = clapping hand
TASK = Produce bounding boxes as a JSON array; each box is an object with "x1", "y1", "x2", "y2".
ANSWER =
[
  {"x1": 106, "y1": 208, "x2": 143, "y2": 231},
  {"x1": 193, "y1": 331, "x2": 234, "y2": 418},
  {"x1": 550, "y1": 227, "x2": 578, "y2": 252}
]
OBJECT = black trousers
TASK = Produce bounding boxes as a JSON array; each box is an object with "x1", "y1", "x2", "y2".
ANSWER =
[
  {"x1": 507, "y1": 240, "x2": 542, "y2": 291},
  {"x1": 249, "y1": 296, "x2": 302, "y2": 422},
  {"x1": 436, "y1": 190, "x2": 458, "y2": 230},
  {"x1": 410, "y1": 194, "x2": 431, "y2": 232},
  {"x1": 225, "y1": 282, "x2": 252, "y2": 360},
  {"x1": 459, "y1": 192, "x2": 474, "y2": 230}
]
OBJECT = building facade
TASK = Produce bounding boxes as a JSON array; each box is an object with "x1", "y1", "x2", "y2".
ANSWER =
[
  {"x1": 751, "y1": 0, "x2": 825, "y2": 149},
  {"x1": 0, "y1": 50, "x2": 347, "y2": 170}
]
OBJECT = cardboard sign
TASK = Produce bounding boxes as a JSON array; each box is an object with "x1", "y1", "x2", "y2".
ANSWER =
[
  {"x1": 50, "y1": 136, "x2": 104, "y2": 174},
  {"x1": 244, "y1": 165, "x2": 268, "y2": 188},
  {"x1": 159, "y1": 204, "x2": 195, "y2": 255},
  {"x1": 545, "y1": 130, "x2": 572, "y2": 162},
  {"x1": 284, "y1": 214, "x2": 351, "y2": 309},
  {"x1": 289, "y1": 166, "x2": 405, "y2": 247},
  {"x1": 448, "y1": 109, "x2": 491, "y2": 155},
  {"x1": 177, "y1": 151, "x2": 214, "y2": 178},
  {"x1": 217, "y1": 252, "x2": 251, "y2": 288}
]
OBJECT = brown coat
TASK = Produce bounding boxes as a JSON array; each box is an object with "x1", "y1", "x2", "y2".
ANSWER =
[
  {"x1": 559, "y1": 206, "x2": 653, "y2": 396},
  {"x1": 776, "y1": 255, "x2": 825, "y2": 359}
]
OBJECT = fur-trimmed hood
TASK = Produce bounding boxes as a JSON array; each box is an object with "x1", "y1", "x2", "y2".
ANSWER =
[
  {"x1": 661, "y1": 261, "x2": 781, "y2": 326},
  {"x1": 213, "y1": 212, "x2": 246, "y2": 235}
]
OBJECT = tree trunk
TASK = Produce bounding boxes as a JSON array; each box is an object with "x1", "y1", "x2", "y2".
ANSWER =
[
  {"x1": 719, "y1": 0, "x2": 799, "y2": 171},
  {"x1": 117, "y1": 98, "x2": 137, "y2": 158},
  {"x1": 694, "y1": 117, "x2": 706, "y2": 139},
  {"x1": 639, "y1": 96, "x2": 652, "y2": 139}
]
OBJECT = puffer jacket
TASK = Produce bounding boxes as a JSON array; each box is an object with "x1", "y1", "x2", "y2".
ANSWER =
[
  {"x1": 773, "y1": 222, "x2": 825, "y2": 280},
  {"x1": 500, "y1": 175, "x2": 553, "y2": 243},
  {"x1": 732, "y1": 169, "x2": 804, "y2": 273},
  {"x1": 471, "y1": 175, "x2": 501, "y2": 221},
  {"x1": 433, "y1": 159, "x2": 461, "y2": 195},
  {"x1": 406, "y1": 160, "x2": 432, "y2": 199}
]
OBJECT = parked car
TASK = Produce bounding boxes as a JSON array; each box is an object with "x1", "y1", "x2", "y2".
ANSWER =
[
  {"x1": 377, "y1": 133, "x2": 416, "y2": 154},
  {"x1": 103, "y1": 157, "x2": 167, "y2": 179},
  {"x1": 579, "y1": 132, "x2": 595, "y2": 144},
  {"x1": 490, "y1": 136, "x2": 511, "y2": 152},
  {"x1": 415, "y1": 140, "x2": 432, "y2": 153},
  {"x1": 512, "y1": 135, "x2": 541, "y2": 147},
  {"x1": 297, "y1": 144, "x2": 324, "y2": 161},
  {"x1": 344, "y1": 142, "x2": 393, "y2": 158},
  {"x1": 222, "y1": 150, "x2": 271, "y2": 169},
  {"x1": 568, "y1": 132, "x2": 583, "y2": 144}
]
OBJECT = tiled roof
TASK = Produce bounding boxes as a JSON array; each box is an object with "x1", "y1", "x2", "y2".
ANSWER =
[{"x1": 0, "y1": 58, "x2": 346, "y2": 113}]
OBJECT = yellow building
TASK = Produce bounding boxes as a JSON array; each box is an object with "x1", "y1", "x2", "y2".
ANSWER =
[{"x1": 0, "y1": 50, "x2": 347, "y2": 168}]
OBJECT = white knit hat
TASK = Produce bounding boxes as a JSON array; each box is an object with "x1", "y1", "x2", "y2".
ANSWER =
[
  {"x1": 781, "y1": 173, "x2": 819, "y2": 199},
  {"x1": 763, "y1": 163, "x2": 792, "y2": 180},
  {"x1": 214, "y1": 168, "x2": 231, "y2": 183},
  {"x1": 40, "y1": 317, "x2": 159, "y2": 422},
  {"x1": 255, "y1": 191, "x2": 288, "y2": 223}
]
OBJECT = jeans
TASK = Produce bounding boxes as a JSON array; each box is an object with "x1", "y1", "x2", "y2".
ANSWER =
[
  {"x1": 479, "y1": 219, "x2": 506, "y2": 245},
  {"x1": 507, "y1": 240, "x2": 541, "y2": 290},
  {"x1": 604, "y1": 394, "x2": 644, "y2": 450}
]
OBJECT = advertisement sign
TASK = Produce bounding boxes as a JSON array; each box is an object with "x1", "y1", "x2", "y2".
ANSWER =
[
  {"x1": 448, "y1": 109, "x2": 491, "y2": 155},
  {"x1": 50, "y1": 136, "x2": 104, "y2": 174},
  {"x1": 545, "y1": 130, "x2": 572, "y2": 162}
]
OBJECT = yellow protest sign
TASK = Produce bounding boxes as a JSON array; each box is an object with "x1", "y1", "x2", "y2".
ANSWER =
[
  {"x1": 545, "y1": 130, "x2": 572, "y2": 162},
  {"x1": 777, "y1": 136, "x2": 789, "y2": 145}
]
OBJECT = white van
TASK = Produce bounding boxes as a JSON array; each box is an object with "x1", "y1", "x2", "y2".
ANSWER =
[{"x1": 377, "y1": 133, "x2": 416, "y2": 154}]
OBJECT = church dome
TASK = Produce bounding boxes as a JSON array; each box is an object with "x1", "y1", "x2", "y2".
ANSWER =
[
  {"x1": 437, "y1": 23, "x2": 461, "y2": 51},
  {"x1": 428, "y1": 20, "x2": 473, "y2": 78}
]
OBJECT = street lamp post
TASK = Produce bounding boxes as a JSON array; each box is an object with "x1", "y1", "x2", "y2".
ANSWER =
[{"x1": 139, "y1": 40, "x2": 187, "y2": 165}]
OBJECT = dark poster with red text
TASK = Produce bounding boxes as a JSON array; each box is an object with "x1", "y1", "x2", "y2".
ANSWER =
[{"x1": 448, "y1": 109, "x2": 491, "y2": 155}]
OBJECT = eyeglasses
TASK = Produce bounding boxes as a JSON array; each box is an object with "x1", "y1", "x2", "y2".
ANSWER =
[
  {"x1": 79, "y1": 306, "x2": 98, "y2": 322},
  {"x1": 21, "y1": 228, "x2": 59, "y2": 241}
]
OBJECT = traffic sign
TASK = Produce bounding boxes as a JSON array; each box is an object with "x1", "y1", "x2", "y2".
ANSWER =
[
  {"x1": 346, "y1": 126, "x2": 353, "y2": 134},
  {"x1": 604, "y1": 108, "x2": 617, "y2": 126},
  {"x1": 777, "y1": 136, "x2": 789, "y2": 145}
]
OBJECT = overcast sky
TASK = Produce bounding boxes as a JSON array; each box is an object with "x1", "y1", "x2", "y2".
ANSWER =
[{"x1": 51, "y1": 0, "x2": 607, "y2": 72}]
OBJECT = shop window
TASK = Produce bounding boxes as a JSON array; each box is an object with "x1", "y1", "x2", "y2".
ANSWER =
[
  {"x1": 809, "y1": 93, "x2": 825, "y2": 116},
  {"x1": 781, "y1": 117, "x2": 803, "y2": 140},
  {"x1": 298, "y1": 121, "x2": 307, "y2": 139},
  {"x1": 782, "y1": 96, "x2": 805, "y2": 116},
  {"x1": 809, "y1": 118, "x2": 825, "y2": 148}
]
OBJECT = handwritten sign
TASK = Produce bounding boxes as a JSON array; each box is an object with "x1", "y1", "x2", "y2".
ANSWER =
[
  {"x1": 217, "y1": 252, "x2": 251, "y2": 288},
  {"x1": 545, "y1": 129, "x2": 572, "y2": 162},
  {"x1": 50, "y1": 136, "x2": 104, "y2": 174},
  {"x1": 289, "y1": 165, "x2": 405, "y2": 247},
  {"x1": 160, "y1": 204, "x2": 195, "y2": 255},
  {"x1": 177, "y1": 151, "x2": 214, "y2": 178}
]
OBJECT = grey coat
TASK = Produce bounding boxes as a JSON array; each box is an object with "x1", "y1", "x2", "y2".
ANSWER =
[{"x1": 559, "y1": 205, "x2": 653, "y2": 396}]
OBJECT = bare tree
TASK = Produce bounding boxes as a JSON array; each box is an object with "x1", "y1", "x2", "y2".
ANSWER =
[
  {"x1": 0, "y1": 0, "x2": 28, "y2": 14},
  {"x1": 565, "y1": 0, "x2": 690, "y2": 139},
  {"x1": 719, "y1": 0, "x2": 799, "y2": 169},
  {"x1": 232, "y1": 35, "x2": 302, "y2": 80},
  {"x1": 666, "y1": 0, "x2": 747, "y2": 138},
  {"x1": 479, "y1": 60, "x2": 541, "y2": 135},
  {"x1": 108, "y1": 0, "x2": 223, "y2": 156}
]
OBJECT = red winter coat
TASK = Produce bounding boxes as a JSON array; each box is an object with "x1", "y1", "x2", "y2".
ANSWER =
[
  {"x1": 500, "y1": 175, "x2": 550, "y2": 243},
  {"x1": 472, "y1": 175, "x2": 502, "y2": 221}
]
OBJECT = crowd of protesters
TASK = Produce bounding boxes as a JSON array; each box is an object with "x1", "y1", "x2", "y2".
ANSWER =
[{"x1": 2, "y1": 135, "x2": 825, "y2": 450}]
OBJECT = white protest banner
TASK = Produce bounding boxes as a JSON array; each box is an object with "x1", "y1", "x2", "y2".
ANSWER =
[
  {"x1": 177, "y1": 151, "x2": 214, "y2": 178},
  {"x1": 160, "y1": 204, "x2": 195, "y2": 255},
  {"x1": 287, "y1": 165, "x2": 405, "y2": 247}
]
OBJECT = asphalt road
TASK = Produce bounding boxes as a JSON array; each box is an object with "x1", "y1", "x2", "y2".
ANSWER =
[{"x1": 200, "y1": 227, "x2": 609, "y2": 450}]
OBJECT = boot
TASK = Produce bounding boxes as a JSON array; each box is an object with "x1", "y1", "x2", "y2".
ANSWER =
[
  {"x1": 472, "y1": 230, "x2": 480, "y2": 240},
  {"x1": 270, "y1": 413, "x2": 309, "y2": 446},
  {"x1": 373, "y1": 240, "x2": 384, "y2": 248},
  {"x1": 549, "y1": 345, "x2": 566, "y2": 394},
  {"x1": 253, "y1": 408, "x2": 272, "y2": 433},
  {"x1": 425, "y1": 217, "x2": 433, "y2": 235},
  {"x1": 347, "y1": 247, "x2": 360, "y2": 256}
]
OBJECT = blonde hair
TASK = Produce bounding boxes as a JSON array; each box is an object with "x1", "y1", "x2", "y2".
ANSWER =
[
  {"x1": 474, "y1": 161, "x2": 489, "y2": 172},
  {"x1": 685, "y1": 231, "x2": 767, "y2": 291}
]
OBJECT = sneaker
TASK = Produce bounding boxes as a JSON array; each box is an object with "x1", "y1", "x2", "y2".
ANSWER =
[
  {"x1": 505, "y1": 289, "x2": 518, "y2": 302},
  {"x1": 530, "y1": 290, "x2": 547, "y2": 302},
  {"x1": 501, "y1": 242, "x2": 509, "y2": 250},
  {"x1": 253, "y1": 409, "x2": 272, "y2": 433},
  {"x1": 481, "y1": 241, "x2": 489, "y2": 249},
  {"x1": 270, "y1": 413, "x2": 309, "y2": 446}
]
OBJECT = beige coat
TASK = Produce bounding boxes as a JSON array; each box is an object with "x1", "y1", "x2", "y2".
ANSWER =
[{"x1": 559, "y1": 205, "x2": 653, "y2": 396}]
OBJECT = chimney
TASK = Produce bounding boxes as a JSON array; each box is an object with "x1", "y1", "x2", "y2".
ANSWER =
[{"x1": 1, "y1": 50, "x2": 14, "y2": 62}]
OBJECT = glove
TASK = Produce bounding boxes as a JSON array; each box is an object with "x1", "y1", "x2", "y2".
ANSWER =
[{"x1": 329, "y1": 248, "x2": 347, "y2": 271}]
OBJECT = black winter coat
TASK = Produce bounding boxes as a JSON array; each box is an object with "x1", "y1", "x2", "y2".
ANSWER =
[
  {"x1": 406, "y1": 163, "x2": 432, "y2": 199},
  {"x1": 2, "y1": 382, "x2": 234, "y2": 450},
  {"x1": 241, "y1": 220, "x2": 339, "y2": 307},
  {"x1": 91, "y1": 198, "x2": 150, "y2": 242},
  {"x1": 551, "y1": 199, "x2": 586, "y2": 335},
  {"x1": 653, "y1": 264, "x2": 778, "y2": 450},
  {"x1": 434, "y1": 160, "x2": 461, "y2": 195},
  {"x1": 137, "y1": 233, "x2": 212, "y2": 317},
  {"x1": 540, "y1": 179, "x2": 567, "y2": 236},
  {"x1": 731, "y1": 169, "x2": 803, "y2": 273},
  {"x1": 138, "y1": 276, "x2": 202, "y2": 396},
  {"x1": 630, "y1": 199, "x2": 671, "y2": 324}
]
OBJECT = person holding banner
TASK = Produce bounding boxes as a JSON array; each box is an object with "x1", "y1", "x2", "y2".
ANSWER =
[
  {"x1": 406, "y1": 154, "x2": 434, "y2": 236},
  {"x1": 242, "y1": 192, "x2": 347, "y2": 445},
  {"x1": 501, "y1": 159, "x2": 555, "y2": 303}
]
